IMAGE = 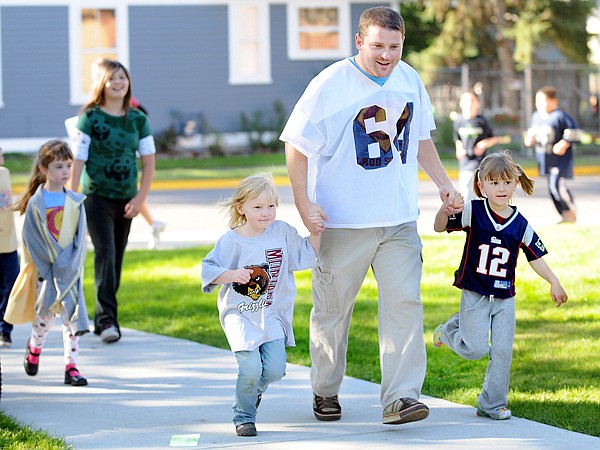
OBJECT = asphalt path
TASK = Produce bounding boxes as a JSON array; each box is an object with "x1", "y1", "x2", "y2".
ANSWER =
[
  {"x1": 124, "y1": 175, "x2": 600, "y2": 249},
  {"x1": 10, "y1": 175, "x2": 598, "y2": 250}
]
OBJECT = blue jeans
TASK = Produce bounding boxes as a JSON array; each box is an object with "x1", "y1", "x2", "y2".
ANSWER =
[
  {"x1": 0, "y1": 251, "x2": 19, "y2": 336},
  {"x1": 233, "y1": 339, "x2": 287, "y2": 426}
]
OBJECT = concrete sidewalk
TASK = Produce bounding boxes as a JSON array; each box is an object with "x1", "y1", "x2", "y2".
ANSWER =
[{"x1": 1, "y1": 324, "x2": 598, "y2": 449}]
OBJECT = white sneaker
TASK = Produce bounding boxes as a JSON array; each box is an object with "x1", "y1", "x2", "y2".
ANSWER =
[
  {"x1": 476, "y1": 402, "x2": 512, "y2": 420},
  {"x1": 100, "y1": 325, "x2": 120, "y2": 343},
  {"x1": 151, "y1": 221, "x2": 166, "y2": 238},
  {"x1": 148, "y1": 221, "x2": 166, "y2": 249}
]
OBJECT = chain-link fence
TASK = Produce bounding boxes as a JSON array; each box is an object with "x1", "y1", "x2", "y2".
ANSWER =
[{"x1": 422, "y1": 63, "x2": 600, "y2": 151}]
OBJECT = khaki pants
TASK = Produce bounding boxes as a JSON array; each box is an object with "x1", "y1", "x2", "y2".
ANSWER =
[{"x1": 309, "y1": 222, "x2": 426, "y2": 407}]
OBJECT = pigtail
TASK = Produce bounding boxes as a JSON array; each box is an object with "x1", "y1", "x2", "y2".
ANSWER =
[
  {"x1": 516, "y1": 164, "x2": 535, "y2": 196},
  {"x1": 14, "y1": 161, "x2": 46, "y2": 215},
  {"x1": 473, "y1": 168, "x2": 484, "y2": 198}
]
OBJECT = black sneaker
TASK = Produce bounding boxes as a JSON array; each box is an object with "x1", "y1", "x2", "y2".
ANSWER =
[
  {"x1": 235, "y1": 422, "x2": 257, "y2": 437},
  {"x1": 313, "y1": 394, "x2": 342, "y2": 421},
  {"x1": 64, "y1": 367, "x2": 88, "y2": 386},
  {"x1": 382, "y1": 397, "x2": 429, "y2": 424},
  {"x1": 0, "y1": 333, "x2": 12, "y2": 347},
  {"x1": 23, "y1": 339, "x2": 41, "y2": 376}
]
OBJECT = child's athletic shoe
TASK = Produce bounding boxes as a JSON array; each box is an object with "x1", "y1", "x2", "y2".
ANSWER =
[
  {"x1": 476, "y1": 402, "x2": 512, "y2": 420},
  {"x1": 148, "y1": 221, "x2": 166, "y2": 250},
  {"x1": 235, "y1": 422, "x2": 257, "y2": 437},
  {"x1": 23, "y1": 339, "x2": 41, "y2": 376},
  {"x1": 433, "y1": 324, "x2": 444, "y2": 348},
  {"x1": 0, "y1": 332, "x2": 12, "y2": 347},
  {"x1": 65, "y1": 365, "x2": 88, "y2": 386}
]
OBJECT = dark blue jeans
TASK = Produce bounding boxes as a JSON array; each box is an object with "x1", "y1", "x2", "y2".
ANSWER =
[
  {"x1": 84, "y1": 194, "x2": 132, "y2": 335},
  {"x1": 0, "y1": 250, "x2": 19, "y2": 335}
]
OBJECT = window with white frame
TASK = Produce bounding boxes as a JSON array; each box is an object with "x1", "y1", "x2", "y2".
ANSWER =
[
  {"x1": 69, "y1": 3, "x2": 129, "y2": 104},
  {"x1": 287, "y1": 2, "x2": 350, "y2": 60},
  {"x1": 228, "y1": 1, "x2": 272, "y2": 85}
]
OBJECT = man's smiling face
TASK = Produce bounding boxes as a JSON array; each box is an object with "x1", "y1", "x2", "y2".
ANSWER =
[{"x1": 355, "y1": 25, "x2": 404, "y2": 78}]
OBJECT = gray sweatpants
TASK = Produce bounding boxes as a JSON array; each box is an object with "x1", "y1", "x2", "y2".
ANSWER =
[{"x1": 439, "y1": 289, "x2": 515, "y2": 419}]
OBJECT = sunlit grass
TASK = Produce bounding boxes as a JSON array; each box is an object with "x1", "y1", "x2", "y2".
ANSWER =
[
  {"x1": 76, "y1": 224, "x2": 600, "y2": 437},
  {"x1": 0, "y1": 415, "x2": 69, "y2": 450}
]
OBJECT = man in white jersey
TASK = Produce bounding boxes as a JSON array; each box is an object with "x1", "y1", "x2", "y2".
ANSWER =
[{"x1": 281, "y1": 6, "x2": 463, "y2": 425}]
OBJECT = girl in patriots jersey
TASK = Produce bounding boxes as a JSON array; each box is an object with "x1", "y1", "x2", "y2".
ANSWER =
[{"x1": 432, "y1": 152, "x2": 567, "y2": 420}]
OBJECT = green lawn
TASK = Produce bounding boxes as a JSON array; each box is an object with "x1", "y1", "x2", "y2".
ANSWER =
[{"x1": 0, "y1": 414, "x2": 68, "y2": 450}]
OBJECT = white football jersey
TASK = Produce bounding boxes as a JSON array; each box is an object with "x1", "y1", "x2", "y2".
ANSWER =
[{"x1": 281, "y1": 58, "x2": 435, "y2": 228}]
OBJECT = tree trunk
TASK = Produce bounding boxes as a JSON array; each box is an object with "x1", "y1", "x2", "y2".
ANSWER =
[{"x1": 494, "y1": 0, "x2": 520, "y2": 113}]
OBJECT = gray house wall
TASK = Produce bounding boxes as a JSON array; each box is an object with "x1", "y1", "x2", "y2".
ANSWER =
[
  {"x1": 1, "y1": 7, "x2": 73, "y2": 138},
  {"x1": 0, "y1": 2, "x2": 377, "y2": 143},
  {"x1": 129, "y1": 4, "x2": 343, "y2": 134}
]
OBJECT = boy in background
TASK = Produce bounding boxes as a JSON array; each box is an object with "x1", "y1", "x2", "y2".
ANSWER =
[
  {"x1": 454, "y1": 91, "x2": 510, "y2": 200},
  {"x1": 525, "y1": 85, "x2": 579, "y2": 223}
]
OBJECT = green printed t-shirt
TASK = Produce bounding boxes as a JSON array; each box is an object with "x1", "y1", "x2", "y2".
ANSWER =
[{"x1": 76, "y1": 106, "x2": 152, "y2": 199}]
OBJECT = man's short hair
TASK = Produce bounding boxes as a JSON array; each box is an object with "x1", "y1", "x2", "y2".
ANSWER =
[
  {"x1": 358, "y1": 6, "x2": 404, "y2": 37},
  {"x1": 538, "y1": 85, "x2": 557, "y2": 100}
]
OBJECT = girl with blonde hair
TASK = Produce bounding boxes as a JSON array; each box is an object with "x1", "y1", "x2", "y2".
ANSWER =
[{"x1": 202, "y1": 173, "x2": 322, "y2": 437}]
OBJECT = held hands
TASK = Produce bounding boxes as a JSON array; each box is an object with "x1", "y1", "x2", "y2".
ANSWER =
[
  {"x1": 308, "y1": 211, "x2": 325, "y2": 236},
  {"x1": 299, "y1": 201, "x2": 327, "y2": 235},
  {"x1": 439, "y1": 186, "x2": 464, "y2": 215},
  {"x1": 434, "y1": 188, "x2": 464, "y2": 232},
  {"x1": 439, "y1": 195, "x2": 457, "y2": 217}
]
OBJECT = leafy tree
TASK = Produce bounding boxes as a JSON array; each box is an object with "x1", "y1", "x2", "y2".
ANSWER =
[
  {"x1": 399, "y1": 0, "x2": 441, "y2": 56},
  {"x1": 402, "y1": 0, "x2": 593, "y2": 110}
]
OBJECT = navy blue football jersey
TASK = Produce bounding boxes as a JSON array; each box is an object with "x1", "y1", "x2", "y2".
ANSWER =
[
  {"x1": 446, "y1": 199, "x2": 548, "y2": 298},
  {"x1": 529, "y1": 108, "x2": 577, "y2": 178},
  {"x1": 453, "y1": 115, "x2": 494, "y2": 161}
]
